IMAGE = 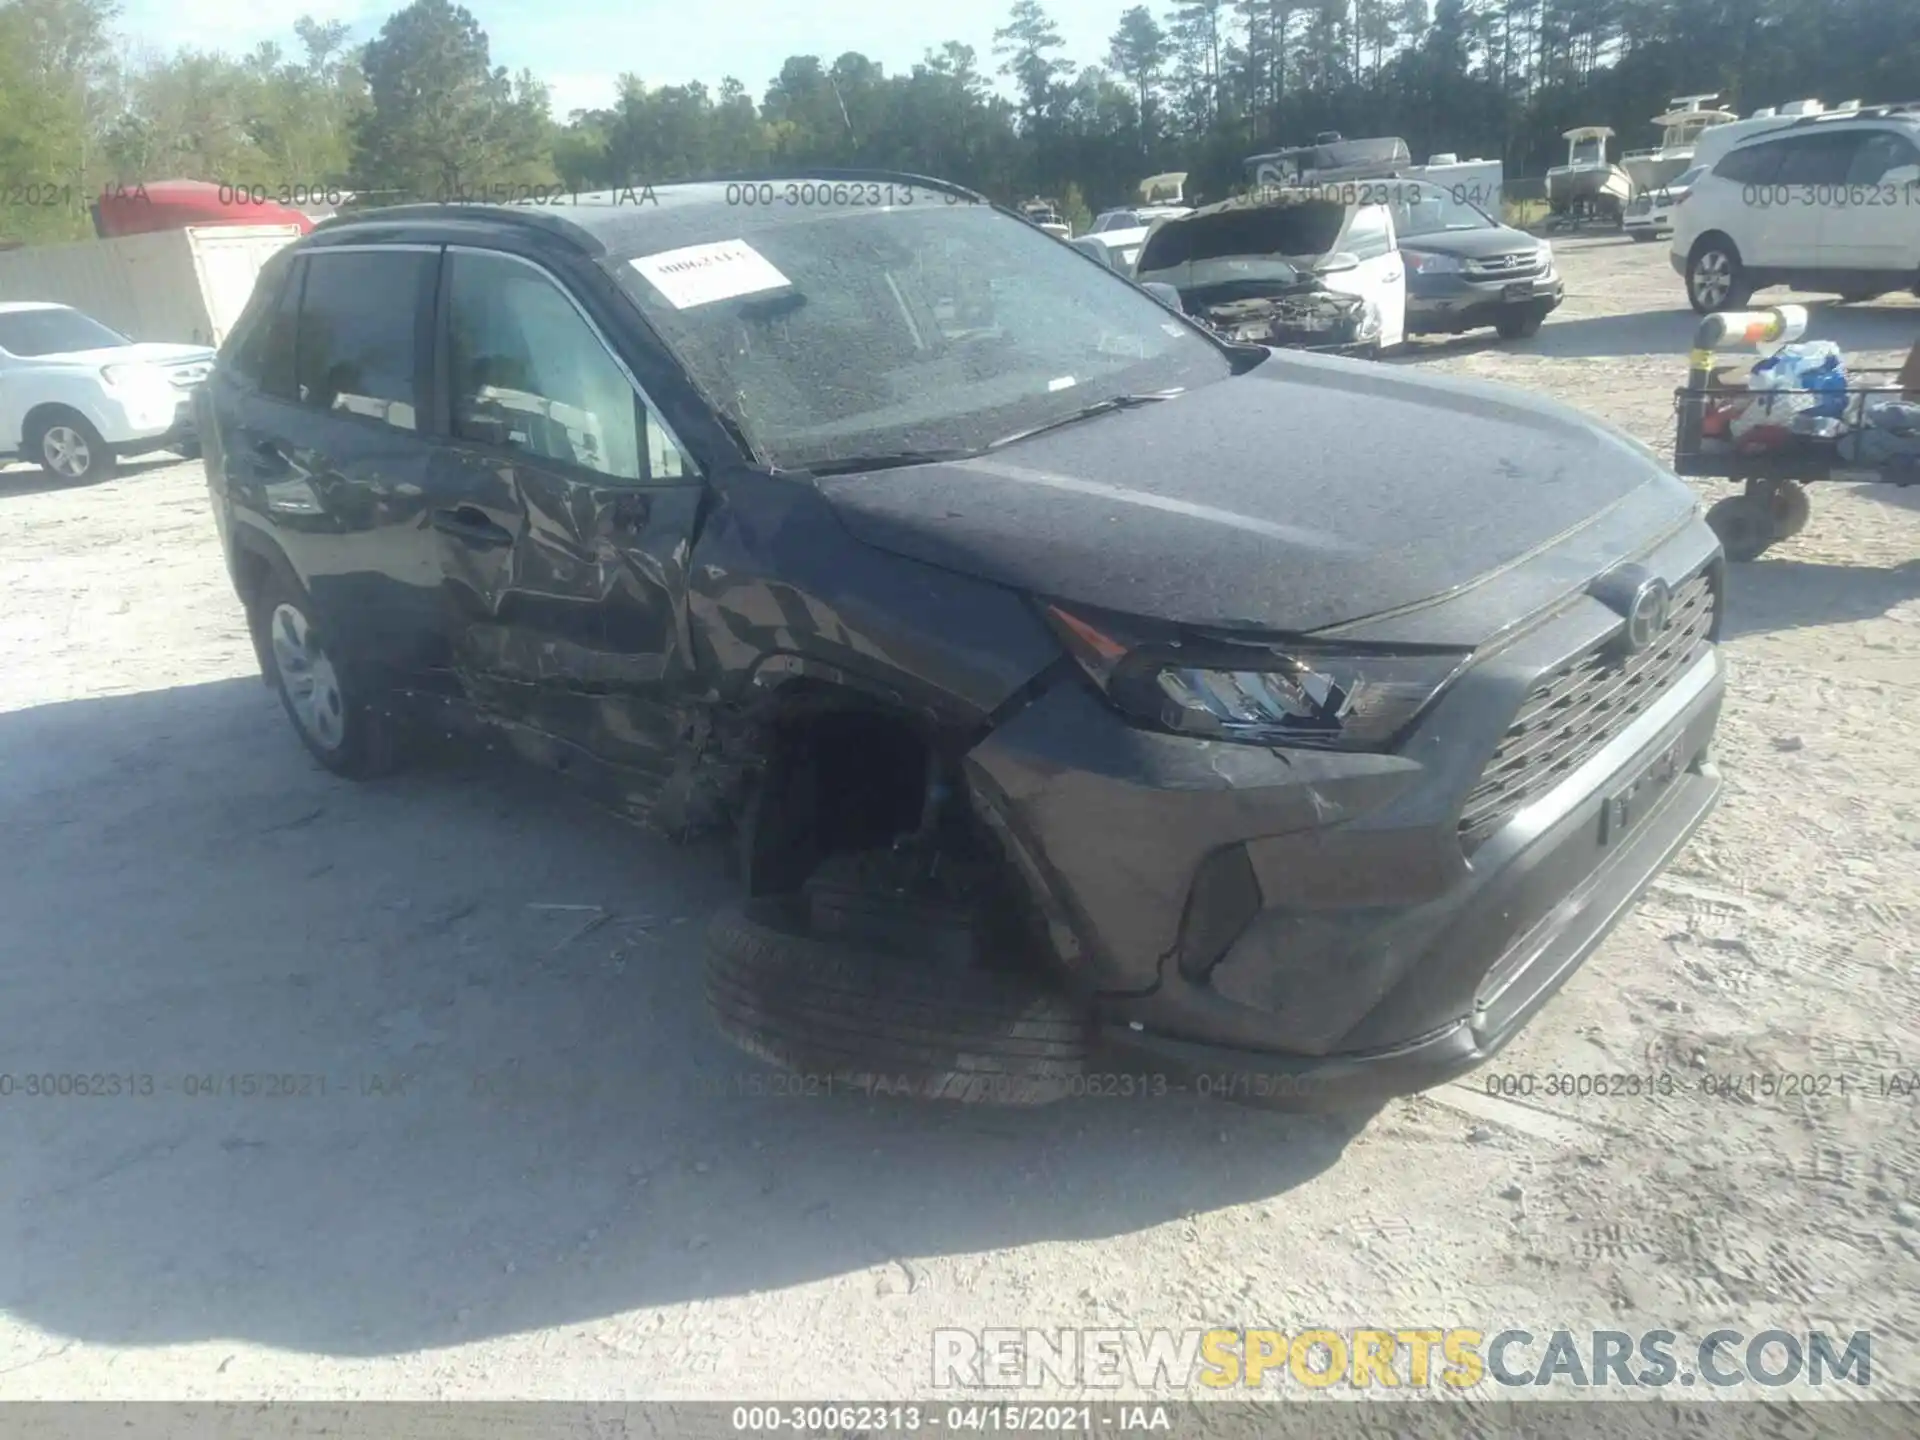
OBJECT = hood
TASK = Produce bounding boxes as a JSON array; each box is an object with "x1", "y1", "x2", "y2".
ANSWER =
[
  {"x1": 1396, "y1": 224, "x2": 1542, "y2": 260},
  {"x1": 815, "y1": 354, "x2": 1686, "y2": 638},
  {"x1": 1136, "y1": 196, "x2": 1347, "y2": 275},
  {"x1": 37, "y1": 341, "x2": 216, "y2": 367}
]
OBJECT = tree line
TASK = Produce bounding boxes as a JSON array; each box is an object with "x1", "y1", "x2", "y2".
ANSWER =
[{"x1": 2, "y1": 0, "x2": 1913, "y2": 244}]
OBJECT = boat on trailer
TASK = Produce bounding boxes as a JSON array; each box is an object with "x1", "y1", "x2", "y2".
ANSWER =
[{"x1": 1546, "y1": 126, "x2": 1634, "y2": 227}]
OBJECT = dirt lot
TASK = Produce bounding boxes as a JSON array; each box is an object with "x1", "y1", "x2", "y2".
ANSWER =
[{"x1": 2, "y1": 235, "x2": 1917, "y2": 1401}]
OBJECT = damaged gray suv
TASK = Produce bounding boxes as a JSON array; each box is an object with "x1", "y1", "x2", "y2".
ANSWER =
[{"x1": 199, "y1": 171, "x2": 1727, "y2": 1109}]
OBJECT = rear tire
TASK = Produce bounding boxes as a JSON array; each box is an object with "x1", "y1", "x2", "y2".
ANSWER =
[
  {"x1": 27, "y1": 412, "x2": 114, "y2": 484},
  {"x1": 253, "y1": 574, "x2": 404, "y2": 779},
  {"x1": 1687, "y1": 239, "x2": 1751, "y2": 314},
  {"x1": 704, "y1": 895, "x2": 1095, "y2": 1105}
]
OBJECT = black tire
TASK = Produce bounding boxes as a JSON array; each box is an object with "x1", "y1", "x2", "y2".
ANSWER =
[
  {"x1": 252, "y1": 573, "x2": 404, "y2": 779},
  {"x1": 1705, "y1": 493, "x2": 1776, "y2": 563},
  {"x1": 1495, "y1": 308, "x2": 1545, "y2": 340},
  {"x1": 1687, "y1": 239, "x2": 1752, "y2": 315},
  {"x1": 26, "y1": 411, "x2": 115, "y2": 484},
  {"x1": 704, "y1": 896, "x2": 1095, "y2": 1105}
]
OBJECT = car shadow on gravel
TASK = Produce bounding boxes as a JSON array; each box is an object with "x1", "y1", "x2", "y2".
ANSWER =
[
  {"x1": 0, "y1": 455, "x2": 187, "y2": 499},
  {"x1": 1720, "y1": 552, "x2": 1920, "y2": 639},
  {"x1": 0, "y1": 677, "x2": 1365, "y2": 1360}
]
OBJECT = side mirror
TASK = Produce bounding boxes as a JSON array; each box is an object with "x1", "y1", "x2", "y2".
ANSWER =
[
  {"x1": 1315, "y1": 251, "x2": 1362, "y2": 274},
  {"x1": 1140, "y1": 281, "x2": 1185, "y2": 314}
]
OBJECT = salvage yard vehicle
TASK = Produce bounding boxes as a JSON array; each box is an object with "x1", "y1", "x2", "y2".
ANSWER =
[
  {"x1": 1669, "y1": 104, "x2": 1920, "y2": 314},
  {"x1": 1389, "y1": 181, "x2": 1563, "y2": 341},
  {"x1": 1133, "y1": 188, "x2": 1405, "y2": 354},
  {"x1": 0, "y1": 302, "x2": 212, "y2": 481},
  {"x1": 198, "y1": 170, "x2": 1728, "y2": 1110}
]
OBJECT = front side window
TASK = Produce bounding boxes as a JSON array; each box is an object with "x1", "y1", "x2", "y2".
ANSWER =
[
  {"x1": 1342, "y1": 206, "x2": 1395, "y2": 260},
  {"x1": 612, "y1": 192, "x2": 1230, "y2": 472},
  {"x1": 0, "y1": 306, "x2": 130, "y2": 357},
  {"x1": 447, "y1": 250, "x2": 684, "y2": 483},
  {"x1": 294, "y1": 250, "x2": 429, "y2": 431},
  {"x1": 1772, "y1": 132, "x2": 1863, "y2": 186}
]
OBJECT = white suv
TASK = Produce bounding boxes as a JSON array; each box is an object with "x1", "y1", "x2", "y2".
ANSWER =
[
  {"x1": 1670, "y1": 107, "x2": 1920, "y2": 313},
  {"x1": 0, "y1": 302, "x2": 214, "y2": 482}
]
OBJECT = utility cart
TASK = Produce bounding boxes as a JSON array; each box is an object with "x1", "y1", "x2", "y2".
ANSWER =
[{"x1": 1673, "y1": 305, "x2": 1920, "y2": 561}]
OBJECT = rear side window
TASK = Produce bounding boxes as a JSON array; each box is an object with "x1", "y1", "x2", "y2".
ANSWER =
[
  {"x1": 226, "y1": 256, "x2": 301, "y2": 400},
  {"x1": 294, "y1": 250, "x2": 432, "y2": 432},
  {"x1": 1846, "y1": 129, "x2": 1920, "y2": 185},
  {"x1": 1714, "y1": 140, "x2": 1786, "y2": 184},
  {"x1": 1771, "y1": 132, "x2": 1864, "y2": 186}
]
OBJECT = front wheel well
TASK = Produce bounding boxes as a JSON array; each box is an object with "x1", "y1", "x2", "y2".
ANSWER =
[
  {"x1": 738, "y1": 689, "x2": 944, "y2": 897},
  {"x1": 20, "y1": 403, "x2": 98, "y2": 445}
]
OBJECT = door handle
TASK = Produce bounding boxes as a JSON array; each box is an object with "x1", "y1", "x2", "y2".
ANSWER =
[{"x1": 432, "y1": 505, "x2": 514, "y2": 547}]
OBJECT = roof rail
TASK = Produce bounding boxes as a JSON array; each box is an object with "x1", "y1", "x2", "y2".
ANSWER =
[{"x1": 1787, "y1": 101, "x2": 1920, "y2": 126}]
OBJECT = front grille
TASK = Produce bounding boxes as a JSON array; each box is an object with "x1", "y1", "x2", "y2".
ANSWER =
[
  {"x1": 1457, "y1": 570, "x2": 1716, "y2": 851},
  {"x1": 1466, "y1": 251, "x2": 1545, "y2": 278}
]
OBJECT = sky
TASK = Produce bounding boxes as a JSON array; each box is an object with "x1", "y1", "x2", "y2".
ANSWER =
[{"x1": 119, "y1": 0, "x2": 1141, "y2": 118}]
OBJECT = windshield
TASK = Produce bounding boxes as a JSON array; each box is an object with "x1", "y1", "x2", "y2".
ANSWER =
[
  {"x1": 1093, "y1": 211, "x2": 1140, "y2": 232},
  {"x1": 1667, "y1": 165, "x2": 1707, "y2": 190},
  {"x1": 1570, "y1": 137, "x2": 1607, "y2": 166},
  {"x1": 0, "y1": 307, "x2": 130, "y2": 356},
  {"x1": 1391, "y1": 185, "x2": 1496, "y2": 237},
  {"x1": 613, "y1": 192, "x2": 1230, "y2": 471}
]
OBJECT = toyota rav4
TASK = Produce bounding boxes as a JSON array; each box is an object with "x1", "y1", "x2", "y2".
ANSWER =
[{"x1": 197, "y1": 172, "x2": 1727, "y2": 1109}]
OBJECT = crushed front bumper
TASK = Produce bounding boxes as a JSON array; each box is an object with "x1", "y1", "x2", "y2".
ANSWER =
[{"x1": 966, "y1": 533, "x2": 1725, "y2": 1110}]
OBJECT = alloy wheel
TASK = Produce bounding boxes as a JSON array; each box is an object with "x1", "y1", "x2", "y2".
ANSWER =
[
  {"x1": 42, "y1": 425, "x2": 93, "y2": 478},
  {"x1": 1692, "y1": 250, "x2": 1732, "y2": 309}
]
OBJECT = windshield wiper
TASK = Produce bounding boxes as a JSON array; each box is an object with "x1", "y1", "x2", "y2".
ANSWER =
[
  {"x1": 793, "y1": 447, "x2": 984, "y2": 477},
  {"x1": 988, "y1": 389, "x2": 1183, "y2": 449}
]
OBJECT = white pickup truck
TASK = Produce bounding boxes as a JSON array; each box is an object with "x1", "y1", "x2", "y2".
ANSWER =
[{"x1": 0, "y1": 302, "x2": 214, "y2": 482}]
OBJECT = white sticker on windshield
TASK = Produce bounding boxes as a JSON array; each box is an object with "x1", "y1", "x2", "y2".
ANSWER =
[
  {"x1": 1048, "y1": 376, "x2": 1077, "y2": 392},
  {"x1": 629, "y1": 239, "x2": 791, "y2": 310}
]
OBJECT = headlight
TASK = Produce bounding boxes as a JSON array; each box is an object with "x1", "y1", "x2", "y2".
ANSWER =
[
  {"x1": 1407, "y1": 251, "x2": 1463, "y2": 275},
  {"x1": 1044, "y1": 602, "x2": 1468, "y2": 751},
  {"x1": 101, "y1": 363, "x2": 169, "y2": 391},
  {"x1": 1536, "y1": 240, "x2": 1553, "y2": 265}
]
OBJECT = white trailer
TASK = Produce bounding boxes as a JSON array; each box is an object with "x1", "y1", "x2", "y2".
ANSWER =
[{"x1": 0, "y1": 224, "x2": 299, "y2": 349}]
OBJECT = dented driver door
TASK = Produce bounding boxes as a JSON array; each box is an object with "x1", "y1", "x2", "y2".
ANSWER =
[{"x1": 425, "y1": 247, "x2": 704, "y2": 789}]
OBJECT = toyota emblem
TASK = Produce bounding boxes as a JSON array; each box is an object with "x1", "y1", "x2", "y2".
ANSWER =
[
  {"x1": 1622, "y1": 576, "x2": 1672, "y2": 653},
  {"x1": 1590, "y1": 565, "x2": 1673, "y2": 657}
]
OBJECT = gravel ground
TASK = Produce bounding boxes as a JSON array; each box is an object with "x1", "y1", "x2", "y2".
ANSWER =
[{"x1": 2, "y1": 235, "x2": 1917, "y2": 1402}]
